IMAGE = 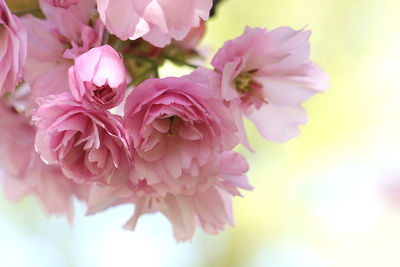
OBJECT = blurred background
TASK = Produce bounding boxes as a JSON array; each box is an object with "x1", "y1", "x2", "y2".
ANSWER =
[{"x1": 2, "y1": 0, "x2": 400, "y2": 266}]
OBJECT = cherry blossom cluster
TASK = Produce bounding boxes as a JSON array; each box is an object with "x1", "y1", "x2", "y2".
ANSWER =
[{"x1": 0, "y1": 0, "x2": 328, "y2": 241}]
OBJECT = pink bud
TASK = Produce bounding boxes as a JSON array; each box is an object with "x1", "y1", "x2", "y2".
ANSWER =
[{"x1": 69, "y1": 45, "x2": 126, "y2": 110}]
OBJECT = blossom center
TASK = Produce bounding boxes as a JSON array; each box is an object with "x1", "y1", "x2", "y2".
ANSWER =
[
  {"x1": 94, "y1": 85, "x2": 115, "y2": 104},
  {"x1": 58, "y1": 35, "x2": 73, "y2": 49},
  {"x1": 234, "y1": 72, "x2": 253, "y2": 94},
  {"x1": 167, "y1": 116, "x2": 181, "y2": 137},
  {"x1": 234, "y1": 71, "x2": 268, "y2": 106}
]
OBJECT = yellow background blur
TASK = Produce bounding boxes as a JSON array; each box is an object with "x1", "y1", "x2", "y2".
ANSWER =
[{"x1": 2, "y1": 0, "x2": 400, "y2": 266}]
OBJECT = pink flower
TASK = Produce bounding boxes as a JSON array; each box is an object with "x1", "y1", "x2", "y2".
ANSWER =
[
  {"x1": 33, "y1": 93, "x2": 130, "y2": 184},
  {"x1": 69, "y1": 45, "x2": 126, "y2": 110},
  {"x1": 97, "y1": 0, "x2": 212, "y2": 47},
  {"x1": 211, "y1": 27, "x2": 329, "y2": 144},
  {"x1": 0, "y1": 0, "x2": 27, "y2": 96},
  {"x1": 22, "y1": 0, "x2": 104, "y2": 101},
  {"x1": 44, "y1": 0, "x2": 81, "y2": 8},
  {"x1": 85, "y1": 151, "x2": 252, "y2": 241},
  {"x1": 0, "y1": 100, "x2": 89, "y2": 222},
  {"x1": 123, "y1": 76, "x2": 239, "y2": 197}
]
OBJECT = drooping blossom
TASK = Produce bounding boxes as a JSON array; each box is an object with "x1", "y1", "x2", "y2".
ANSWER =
[
  {"x1": 211, "y1": 26, "x2": 329, "y2": 144},
  {"x1": 69, "y1": 45, "x2": 126, "y2": 110},
  {"x1": 97, "y1": 0, "x2": 212, "y2": 47},
  {"x1": 0, "y1": 0, "x2": 27, "y2": 96},
  {"x1": 86, "y1": 151, "x2": 252, "y2": 241},
  {"x1": 22, "y1": 0, "x2": 103, "y2": 102},
  {"x1": 0, "y1": 100, "x2": 89, "y2": 222},
  {"x1": 33, "y1": 93, "x2": 130, "y2": 185},
  {"x1": 0, "y1": 0, "x2": 330, "y2": 243},
  {"x1": 123, "y1": 76, "x2": 239, "y2": 197},
  {"x1": 44, "y1": 0, "x2": 81, "y2": 8}
]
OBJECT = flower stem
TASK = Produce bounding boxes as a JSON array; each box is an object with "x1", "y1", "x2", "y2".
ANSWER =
[
  {"x1": 127, "y1": 65, "x2": 156, "y2": 88},
  {"x1": 163, "y1": 55, "x2": 198, "y2": 69},
  {"x1": 101, "y1": 30, "x2": 110, "y2": 45},
  {"x1": 114, "y1": 39, "x2": 122, "y2": 51},
  {"x1": 124, "y1": 54, "x2": 155, "y2": 64}
]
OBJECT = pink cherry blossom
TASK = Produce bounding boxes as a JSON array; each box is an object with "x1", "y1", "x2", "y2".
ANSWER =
[
  {"x1": 0, "y1": 0, "x2": 27, "y2": 96},
  {"x1": 211, "y1": 26, "x2": 329, "y2": 144},
  {"x1": 22, "y1": 0, "x2": 104, "y2": 101},
  {"x1": 85, "y1": 151, "x2": 252, "y2": 241},
  {"x1": 69, "y1": 45, "x2": 126, "y2": 110},
  {"x1": 123, "y1": 76, "x2": 239, "y2": 197},
  {"x1": 0, "y1": 100, "x2": 89, "y2": 222},
  {"x1": 0, "y1": 0, "x2": 332, "y2": 243},
  {"x1": 33, "y1": 93, "x2": 131, "y2": 184},
  {"x1": 97, "y1": 0, "x2": 212, "y2": 47},
  {"x1": 44, "y1": 0, "x2": 81, "y2": 8}
]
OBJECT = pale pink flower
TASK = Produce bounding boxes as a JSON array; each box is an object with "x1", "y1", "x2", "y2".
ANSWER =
[
  {"x1": 123, "y1": 76, "x2": 239, "y2": 197},
  {"x1": 0, "y1": 0, "x2": 27, "y2": 96},
  {"x1": 33, "y1": 93, "x2": 130, "y2": 184},
  {"x1": 85, "y1": 151, "x2": 252, "y2": 241},
  {"x1": 69, "y1": 45, "x2": 126, "y2": 110},
  {"x1": 97, "y1": 0, "x2": 212, "y2": 47},
  {"x1": 0, "y1": 100, "x2": 89, "y2": 222},
  {"x1": 211, "y1": 27, "x2": 329, "y2": 144},
  {"x1": 44, "y1": 0, "x2": 81, "y2": 8},
  {"x1": 22, "y1": 0, "x2": 103, "y2": 101}
]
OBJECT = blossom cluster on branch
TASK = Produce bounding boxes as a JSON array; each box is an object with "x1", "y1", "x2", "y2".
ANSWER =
[{"x1": 0, "y1": 0, "x2": 328, "y2": 241}]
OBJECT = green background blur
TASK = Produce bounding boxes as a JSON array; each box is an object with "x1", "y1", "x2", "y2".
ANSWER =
[{"x1": 2, "y1": 0, "x2": 400, "y2": 266}]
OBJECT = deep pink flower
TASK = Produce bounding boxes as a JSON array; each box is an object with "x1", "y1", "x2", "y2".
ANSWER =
[
  {"x1": 123, "y1": 76, "x2": 239, "y2": 197},
  {"x1": 33, "y1": 93, "x2": 130, "y2": 184},
  {"x1": 22, "y1": 0, "x2": 104, "y2": 101},
  {"x1": 85, "y1": 151, "x2": 252, "y2": 241},
  {"x1": 44, "y1": 0, "x2": 81, "y2": 8},
  {"x1": 0, "y1": 100, "x2": 89, "y2": 222},
  {"x1": 69, "y1": 45, "x2": 126, "y2": 110},
  {"x1": 97, "y1": 0, "x2": 212, "y2": 47},
  {"x1": 211, "y1": 27, "x2": 329, "y2": 144},
  {"x1": 0, "y1": 0, "x2": 27, "y2": 96}
]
